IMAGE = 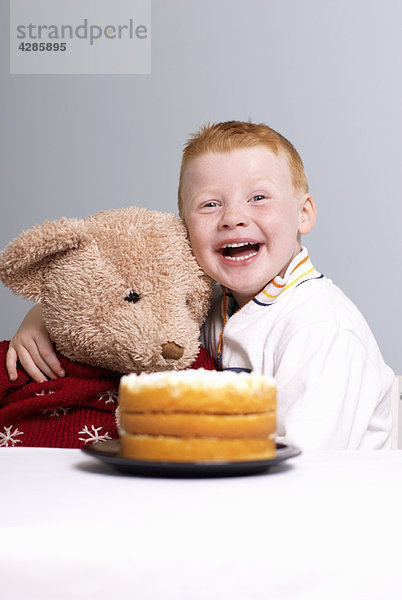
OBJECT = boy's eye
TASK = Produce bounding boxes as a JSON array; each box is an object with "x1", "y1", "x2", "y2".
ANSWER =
[
  {"x1": 250, "y1": 195, "x2": 265, "y2": 202},
  {"x1": 202, "y1": 200, "x2": 219, "y2": 208}
]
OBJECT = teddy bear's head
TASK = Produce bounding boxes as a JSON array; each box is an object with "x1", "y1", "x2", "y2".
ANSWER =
[{"x1": 0, "y1": 207, "x2": 214, "y2": 374}]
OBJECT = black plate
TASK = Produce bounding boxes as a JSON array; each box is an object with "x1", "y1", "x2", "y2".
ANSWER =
[{"x1": 81, "y1": 439, "x2": 301, "y2": 478}]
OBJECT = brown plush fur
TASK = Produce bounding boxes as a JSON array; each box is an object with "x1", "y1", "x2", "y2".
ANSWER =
[{"x1": 0, "y1": 207, "x2": 214, "y2": 374}]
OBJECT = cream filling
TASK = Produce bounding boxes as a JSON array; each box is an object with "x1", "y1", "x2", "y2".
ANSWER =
[{"x1": 120, "y1": 368, "x2": 276, "y2": 392}]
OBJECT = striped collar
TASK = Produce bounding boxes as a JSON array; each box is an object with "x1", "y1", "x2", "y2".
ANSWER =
[
  {"x1": 253, "y1": 246, "x2": 322, "y2": 306},
  {"x1": 217, "y1": 248, "x2": 322, "y2": 364},
  {"x1": 221, "y1": 247, "x2": 323, "y2": 319}
]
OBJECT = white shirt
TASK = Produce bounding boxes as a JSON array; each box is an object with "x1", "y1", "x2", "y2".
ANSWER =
[{"x1": 202, "y1": 247, "x2": 394, "y2": 450}]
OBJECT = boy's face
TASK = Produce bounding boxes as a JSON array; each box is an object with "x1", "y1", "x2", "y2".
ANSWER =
[{"x1": 181, "y1": 145, "x2": 316, "y2": 307}]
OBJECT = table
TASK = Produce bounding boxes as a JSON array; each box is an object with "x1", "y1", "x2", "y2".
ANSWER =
[{"x1": 2, "y1": 448, "x2": 402, "y2": 600}]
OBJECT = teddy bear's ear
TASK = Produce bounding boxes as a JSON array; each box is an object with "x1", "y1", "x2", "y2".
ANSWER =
[{"x1": 0, "y1": 217, "x2": 91, "y2": 302}]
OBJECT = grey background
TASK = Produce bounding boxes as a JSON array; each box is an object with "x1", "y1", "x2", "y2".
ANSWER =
[{"x1": 1, "y1": 0, "x2": 401, "y2": 373}]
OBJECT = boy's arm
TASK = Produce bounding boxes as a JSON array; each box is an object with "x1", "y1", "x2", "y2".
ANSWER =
[
  {"x1": 6, "y1": 304, "x2": 65, "y2": 382},
  {"x1": 273, "y1": 322, "x2": 393, "y2": 450}
]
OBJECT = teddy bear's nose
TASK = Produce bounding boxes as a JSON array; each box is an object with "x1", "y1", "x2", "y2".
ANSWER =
[{"x1": 161, "y1": 342, "x2": 185, "y2": 360}]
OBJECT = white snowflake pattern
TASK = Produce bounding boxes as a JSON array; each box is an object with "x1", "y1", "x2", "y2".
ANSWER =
[
  {"x1": 78, "y1": 425, "x2": 112, "y2": 444},
  {"x1": 99, "y1": 390, "x2": 118, "y2": 404},
  {"x1": 35, "y1": 390, "x2": 55, "y2": 397},
  {"x1": 42, "y1": 407, "x2": 71, "y2": 418},
  {"x1": 0, "y1": 426, "x2": 24, "y2": 447}
]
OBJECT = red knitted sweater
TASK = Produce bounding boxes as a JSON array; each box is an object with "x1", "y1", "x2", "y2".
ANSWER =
[{"x1": 0, "y1": 341, "x2": 216, "y2": 448}]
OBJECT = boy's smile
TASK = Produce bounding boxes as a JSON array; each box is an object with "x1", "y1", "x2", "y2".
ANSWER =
[{"x1": 182, "y1": 146, "x2": 316, "y2": 307}]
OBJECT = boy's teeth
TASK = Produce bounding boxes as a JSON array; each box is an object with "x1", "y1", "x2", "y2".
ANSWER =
[
  {"x1": 221, "y1": 241, "x2": 260, "y2": 261},
  {"x1": 222, "y1": 242, "x2": 253, "y2": 248},
  {"x1": 225, "y1": 250, "x2": 258, "y2": 261}
]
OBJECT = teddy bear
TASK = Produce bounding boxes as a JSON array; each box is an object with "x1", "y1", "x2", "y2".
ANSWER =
[{"x1": 0, "y1": 206, "x2": 215, "y2": 448}]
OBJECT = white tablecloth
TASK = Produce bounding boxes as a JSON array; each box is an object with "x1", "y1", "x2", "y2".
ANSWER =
[{"x1": 2, "y1": 448, "x2": 402, "y2": 600}]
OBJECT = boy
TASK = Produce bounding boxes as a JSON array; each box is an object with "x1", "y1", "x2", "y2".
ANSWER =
[{"x1": 6, "y1": 121, "x2": 394, "y2": 449}]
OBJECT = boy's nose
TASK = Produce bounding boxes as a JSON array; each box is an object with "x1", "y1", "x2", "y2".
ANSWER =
[{"x1": 219, "y1": 206, "x2": 249, "y2": 229}]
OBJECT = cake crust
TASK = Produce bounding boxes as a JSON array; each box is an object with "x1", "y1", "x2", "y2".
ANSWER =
[
  {"x1": 120, "y1": 411, "x2": 276, "y2": 438},
  {"x1": 120, "y1": 434, "x2": 276, "y2": 462},
  {"x1": 119, "y1": 370, "x2": 275, "y2": 414}
]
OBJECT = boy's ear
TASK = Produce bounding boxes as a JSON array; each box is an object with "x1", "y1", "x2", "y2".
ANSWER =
[
  {"x1": 0, "y1": 217, "x2": 91, "y2": 302},
  {"x1": 298, "y1": 194, "x2": 317, "y2": 235}
]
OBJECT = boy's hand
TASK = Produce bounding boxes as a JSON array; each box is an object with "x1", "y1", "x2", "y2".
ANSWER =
[{"x1": 6, "y1": 304, "x2": 65, "y2": 383}]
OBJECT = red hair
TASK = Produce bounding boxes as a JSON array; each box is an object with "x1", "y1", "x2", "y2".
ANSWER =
[{"x1": 178, "y1": 120, "x2": 308, "y2": 217}]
